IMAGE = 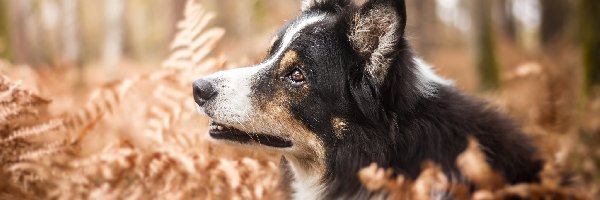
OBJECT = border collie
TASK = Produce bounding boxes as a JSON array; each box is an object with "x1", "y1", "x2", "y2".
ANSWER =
[{"x1": 193, "y1": 0, "x2": 542, "y2": 199}]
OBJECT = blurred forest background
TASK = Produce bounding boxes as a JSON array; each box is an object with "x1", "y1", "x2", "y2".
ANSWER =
[
  {"x1": 0, "y1": 0, "x2": 599, "y2": 199},
  {"x1": 0, "y1": 0, "x2": 597, "y2": 92}
]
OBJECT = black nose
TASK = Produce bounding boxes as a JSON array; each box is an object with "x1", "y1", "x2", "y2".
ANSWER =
[{"x1": 193, "y1": 79, "x2": 217, "y2": 106}]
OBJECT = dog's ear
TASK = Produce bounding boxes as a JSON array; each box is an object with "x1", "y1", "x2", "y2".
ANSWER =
[
  {"x1": 349, "y1": 0, "x2": 407, "y2": 86},
  {"x1": 302, "y1": 0, "x2": 351, "y2": 11}
]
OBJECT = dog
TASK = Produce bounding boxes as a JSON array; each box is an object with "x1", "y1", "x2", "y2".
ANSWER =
[{"x1": 193, "y1": 0, "x2": 543, "y2": 199}]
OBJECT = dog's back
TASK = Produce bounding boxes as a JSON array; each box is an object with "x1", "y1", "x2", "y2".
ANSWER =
[
  {"x1": 390, "y1": 86, "x2": 542, "y2": 183},
  {"x1": 319, "y1": 72, "x2": 542, "y2": 199}
]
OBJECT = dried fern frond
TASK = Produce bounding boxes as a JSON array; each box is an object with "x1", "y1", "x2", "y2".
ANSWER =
[
  {"x1": 0, "y1": 75, "x2": 65, "y2": 166},
  {"x1": 359, "y1": 138, "x2": 587, "y2": 199},
  {"x1": 0, "y1": 105, "x2": 35, "y2": 126},
  {"x1": 64, "y1": 2, "x2": 226, "y2": 141},
  {"x1": 63, "y1": 77, "x2": 139, "y2": 143},
  {"x1": 0, "y1": 75, "x2": 51, "y2": 127},
  {"x1": 14, "y1": 148, "x2": 283, "y2": 199},
  {"x1": 456, "y1": 137, "x2": 505, "y2": 190},
  {"x1": 359, "y1": 162, "x2": 459, "y2": 200},
  {"x1": 162, "y1": 0, "x2": 225, "y2": 70},
  {"x1": 1, "y1": 1, "x2": 282, "y2": 199},
  {"x1": 2, "y1": 119, "x2": 64, "y2": 144},
  {"x1": 0, "y1": 140, "x2": 30, "y2": 164},
  {"x1": 0, "y1": 78, "x2": 49, "y2": 106},
  {"x1": 18, "y1": 140, "x2": 68, "y2": 161}
]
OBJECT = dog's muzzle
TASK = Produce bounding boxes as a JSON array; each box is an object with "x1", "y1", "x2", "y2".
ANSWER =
[{"x1": 192, "y1": 77, "x2": 293, "y2": 148}]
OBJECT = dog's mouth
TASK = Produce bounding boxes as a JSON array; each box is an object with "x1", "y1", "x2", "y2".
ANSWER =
[{"x1": 208, "y1": 121, "x2": 293, "y2": 148}]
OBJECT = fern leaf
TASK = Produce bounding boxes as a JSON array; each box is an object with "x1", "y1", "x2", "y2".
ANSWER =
[
  {"x1": 162, "y1": 0, "x2": 225, "y2": 70},
  {"x1": 2, "y1": 119, "x2": 64, "y2": 143},
  {"x1": 18, "y1": 140, "x2": 67, "y2": 161}
]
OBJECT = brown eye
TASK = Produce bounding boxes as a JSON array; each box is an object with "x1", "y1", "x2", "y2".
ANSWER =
[{"x1": 289, "y1": 68, "x2": 305, "y2": 83}]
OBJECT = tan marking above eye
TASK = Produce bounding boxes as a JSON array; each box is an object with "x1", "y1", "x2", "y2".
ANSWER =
[
  {"x1": 277, "y1": 50, "x2": 301, "y2": 76},
  {"x1": 280, "y1": 50, "x2": 299, "y2": 67}
]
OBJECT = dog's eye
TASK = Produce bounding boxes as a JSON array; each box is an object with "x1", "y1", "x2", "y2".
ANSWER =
[{"x1": 289, "y1": 68, "x2": 305, "y2": 83}]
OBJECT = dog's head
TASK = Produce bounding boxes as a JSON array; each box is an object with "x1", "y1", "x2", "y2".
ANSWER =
[{"x1": 193, "y1": 0, "x2": 448, "y2": 174}]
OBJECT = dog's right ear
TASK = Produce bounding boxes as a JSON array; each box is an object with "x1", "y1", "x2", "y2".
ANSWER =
[{"x1": 301, "y1": 0, "x2": 351, "y2": 11}]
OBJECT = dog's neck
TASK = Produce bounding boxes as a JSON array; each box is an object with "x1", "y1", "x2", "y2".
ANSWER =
[
  {"x1": 282, "y1": 135, "x2": 379, "y2": 200},
  {"x1": 282, "y1": 154, "x2": 327, "y2": 200}
]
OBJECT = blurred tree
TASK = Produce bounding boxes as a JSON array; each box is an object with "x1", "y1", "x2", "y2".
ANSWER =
[
  {"x1": 61, "y1": 0, "x2": 80, "y2": 64},
  {"x1": 471, "y1": 0, "x2": 500, "y2": 91},
  {"x1": 0, "y1": 0, "x2": 11, "y2": 60},
  {"x1": 103, "y1": 0, "x2": 124, "y2": 78},
  {"x1": 37, "y1": 0, "x2": 60, "y2": 65},
  {"x1": 581, "y1": 0, "x2": 600, "y2": 96},
  {"x1": 125, "y1": 0, "x2": 173, "y2": 63},
  {"x1": 410, "y1": 0, "x2": 434, "y2": 57},
  {"x1": 541, "y1": 0, "x2": 569, "y2": 45},
  {"x1": 498, "y1": 0, "x2": 517, "y2": 42},
  {"x1": 8, "y1": 0, "x2": 44, "y2": 65},
  {"x1": 171, "y1": 0, "x2": 186, "y2": 40}
]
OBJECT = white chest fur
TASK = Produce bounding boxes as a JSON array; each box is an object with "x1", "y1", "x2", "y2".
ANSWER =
[{"x1": 290, "y1": 164, "x2": 326, "y2": 200}]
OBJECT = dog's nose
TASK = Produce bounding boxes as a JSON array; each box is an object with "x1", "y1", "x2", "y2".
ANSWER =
[{"x1": 193, "y1": 79, "x2": 217, "y2": 106}]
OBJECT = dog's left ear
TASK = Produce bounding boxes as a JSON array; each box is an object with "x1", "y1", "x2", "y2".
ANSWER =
[
  {"x1": 302, "y1": 0, "x2": 351, "y2": 11},
  {"x1": 349, "y1": 0, "x2": 407, "y2": 86}
]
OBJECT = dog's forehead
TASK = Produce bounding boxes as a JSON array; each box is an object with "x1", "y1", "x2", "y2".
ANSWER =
[
  {"x1": 280, "y1": 13, "x2": 330, "y2": 37},
  {"x1": 265, "y1": 13, "x2": 329, "y2": 64}
]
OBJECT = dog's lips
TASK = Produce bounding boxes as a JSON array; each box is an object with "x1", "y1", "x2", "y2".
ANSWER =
[{"x1": 208, "y1": 122, "x2": 293, "y2": 148}]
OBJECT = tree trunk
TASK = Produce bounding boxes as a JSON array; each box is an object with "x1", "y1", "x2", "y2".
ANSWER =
[
  {"x1": 61, "y1": 0, "x2": 80, "y2": 64},
  {"x1": 171, "y1": 0, "x2": 186, "y2": 40},
  {"x1": 0, "y1": 0, "x2": 11, "y2": 60},
  {"x1": 581, "y1": 0, "x2": 600, "y2": 96},
  {"x1": 541, "y1": 0, "x2": 569, "y2": 45},
  {"x1": 103, "y1": 0, "x2": 124, "y2": 78},
  {"x1": 498, "y1": 0, "x2": 517, "y2": 41},
  {"x1": 472, "y1": 0, "x2": 501, "y2": 91},
  {"x1": 8, "y1": 0, "x2": 34, "y2": 64}
]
